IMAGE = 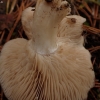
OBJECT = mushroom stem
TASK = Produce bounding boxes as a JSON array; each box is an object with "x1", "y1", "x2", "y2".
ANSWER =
[{"x1": 30, "y1": 0, "x2": 71, "y2": 55}]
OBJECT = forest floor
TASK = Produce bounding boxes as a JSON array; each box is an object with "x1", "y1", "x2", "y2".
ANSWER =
[{"x1": 0, "y1": 0, "x2": 100, "y2": 100}]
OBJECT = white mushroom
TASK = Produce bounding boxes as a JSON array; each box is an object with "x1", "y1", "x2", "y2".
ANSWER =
[{"x1": 0, "y1": 0, "x2": 94, "y2": 100}]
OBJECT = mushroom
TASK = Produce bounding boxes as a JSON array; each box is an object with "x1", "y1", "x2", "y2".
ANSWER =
[{"x1": 0, "y1": 0, "x2": 95, "y2": 100}]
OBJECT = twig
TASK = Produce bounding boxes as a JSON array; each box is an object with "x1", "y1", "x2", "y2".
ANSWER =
[
  {"x1": 83, "y1": 0, "x2": 92, "y2": 14},
  {"x1": 9, "y1": 0, "x2": 17, "y2": 13},
  {"x1": 6, "y1": 1, "x2": 23, "y2": 42},
  {"x1": 6, "y1": 0, "x2": 10, "y2": 14},
  {"x1": 92, "y1": 57, "x2": 96, "y2": 66},
  {"x1": 0, "y1": 31, "x2": 5, "y2": 44},
  {"x1": 18, "y1": 30, "x2": 23, "y2": 38},
  {"x1": 92, "y1": 4, "x2": 99, "y2": 27},
  {"x1": 88, "y1": 46, "x2": 100, "y2": 52},
  {"x1": 90, "y1": 90, "x2": 97, "y2": 100},
  {"x1": 92, "y1": 16, "x2": 100, "y2": 20},
  {"x1": 83, "y1": 25, "x2": 100, "y2": 34}
]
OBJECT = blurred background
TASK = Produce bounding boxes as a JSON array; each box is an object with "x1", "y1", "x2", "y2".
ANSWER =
[{"x1": 0, "y1": 0, "x2": 100, "y2": 100}]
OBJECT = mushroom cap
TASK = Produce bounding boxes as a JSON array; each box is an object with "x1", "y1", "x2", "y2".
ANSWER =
[
  {"x1": 58, "y1": 15, "x2": 86, "y2": 37},
  {"x1": 0, "y1": 38, "x2": 95, "y2": 100},
  {"x1": 58, "y1": 15, "x2": 86, "y2": 45}
]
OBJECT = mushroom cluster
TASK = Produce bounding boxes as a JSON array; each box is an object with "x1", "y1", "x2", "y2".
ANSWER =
[{"x1": 0, "y1": 0, "x2": 95, "y2": 100}]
